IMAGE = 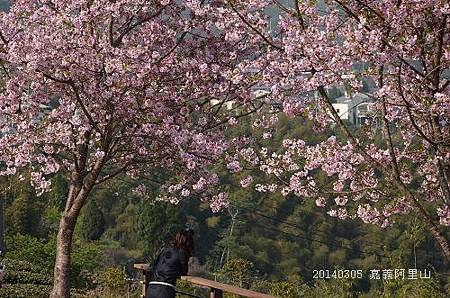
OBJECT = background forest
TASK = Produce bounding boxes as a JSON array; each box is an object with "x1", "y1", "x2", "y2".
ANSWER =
[{"x1": 1, "y1": 115, "x2": 449, "y2": 297}]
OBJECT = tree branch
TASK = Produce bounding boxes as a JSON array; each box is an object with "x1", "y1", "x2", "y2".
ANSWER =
[
  {"x1": 227, "y1": 0, "x2": 283, "y2": 51},
  {"x1": 113, "y1": 5, "x2": 168, "y2": 47}
]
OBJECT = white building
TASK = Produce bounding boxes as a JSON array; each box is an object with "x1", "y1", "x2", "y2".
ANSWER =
[
  {"x1": 210, "y1": 87, "x2": 272, "y2": 111},
  {"x1": 331, "y1": 93, "x2": 372, "y2": 126},
  {"x1": 210, "y1": 98, "x2": 234, "y2": 110}
]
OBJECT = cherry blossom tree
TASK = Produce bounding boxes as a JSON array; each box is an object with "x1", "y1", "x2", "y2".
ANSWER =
[
  {"x1": 225, "y1": 0, "x2": 450, "y2": 261},
  {"x1": 0, "y1": 1, "x2": 266, "y2": 296}
]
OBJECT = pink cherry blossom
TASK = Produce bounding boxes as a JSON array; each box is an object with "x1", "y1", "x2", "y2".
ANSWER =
[
  {"x1": 315, "y1": 197, "x2": 326, "y2": 208},
  {"x1": 240, "y1": 175, "x2": 253, "y2": 188},
  {"x1": 227, "y1": 0, "x2": 450, "y2": 260}
]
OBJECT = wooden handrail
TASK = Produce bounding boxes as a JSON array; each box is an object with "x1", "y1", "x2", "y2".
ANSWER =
[
  {"x1": 133, "y1": 263, "x2": 276, "y2": 298},
  {"x1": 134, "y1": 263, "x2": 149, "y2": 271},
  {"x1": 181, "y1": 276, "x2": 276, "y2": 298}
]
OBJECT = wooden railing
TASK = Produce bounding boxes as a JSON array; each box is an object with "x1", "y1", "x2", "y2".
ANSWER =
[{"x1": 133, "y1": 264, "x2": 276, "y2": 298}]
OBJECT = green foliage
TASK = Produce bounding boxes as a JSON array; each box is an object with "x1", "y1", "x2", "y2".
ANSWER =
[
  {"x1": 72, "y1": 241, "x2": 106, "y2": 272},
  {"x1": 134, "y1": 202, "x2": 186, "y2": 258},
  {"x1": 8, "y1": 191, "x2": 32, "y2": 234},
  {"x1": 45, "y1": 174, "x2": 69, "y2": 210},
  {"x1": 4, "y1": 234, "x2": 53, "y2": 271},
  {"x1": 0, "y1": 258, "x2": 87, "y2": 297},
  {"x1": 218, "y1": 258, "x2": 254, "y2": 288},
  {"x1": 6, "y1": 189, "x2": 44, "y2": 236},
  {"x1": 302, "y1": 279, "x2": 355, "y2": 298},
  {"x1": 377, "y1": 277, "x2": 445, "y2": 298},
  {"x1": 4, "y1": 233, "x2": 105, "y2": 289},
  {"x1": 4, "y1": 270, "x2": 52, "y2": 286},
  {"x1": 3, "y1": 258, "x2": 52, "y2": 285},
  {"x1": 41, "y1": 205, "x2": 61, "y2": 235},
  {"x1": 97, "y1": 267, "x2": 127, "y2": 293},
  {"x1": 0, "y1": 284, "x2": 88, "y2": 298},
  {"x1": 79, "y1": 200, "x2": 106, "y2": 241},
  {"x1": 267, "y1": 280, "x2": 299, "y2": 298},
  {"x1": 0, "y1": 284, "x2": 53, "y2": 298}
]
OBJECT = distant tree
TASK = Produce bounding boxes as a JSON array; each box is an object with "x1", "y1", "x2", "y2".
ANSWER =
[
  {"x1": 79, "y1": 200, "x2": 105, "y2": 242},
  {"x1": 5, "y1": 183, "x2": 42, "y2": 236},
  {"x1": 135, "y1": 203, "x2": 186, "y2": 257},
  {"x1": 218, "y1": 257, "x2": 254, "y2": 288}
]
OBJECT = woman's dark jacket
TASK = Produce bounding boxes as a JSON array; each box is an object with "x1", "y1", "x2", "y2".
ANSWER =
[{"x1": 151, "y1": 245, "x2": 189, "y2": 286}]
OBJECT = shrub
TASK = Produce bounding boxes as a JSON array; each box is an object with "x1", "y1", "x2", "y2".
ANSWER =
[
  {"x1": 97, "y1": 267, "x2": 127, "y2": 294},
  {"x1": 3, "y1": 258, "x2": 52, "y2": 285},
  {"x1": 0, "y1": 284, "x2": 52, "y2": 298}
]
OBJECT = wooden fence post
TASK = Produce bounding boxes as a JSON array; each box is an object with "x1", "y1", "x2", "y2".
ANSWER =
[
  {"x1": 210, "y1": 288, "x2": 223, "y2": 298},
  {"x1": 141, "y1": 270, "x2": 149, "y2": 298}
]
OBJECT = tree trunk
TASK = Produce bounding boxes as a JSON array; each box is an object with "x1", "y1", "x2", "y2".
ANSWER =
[
  {"x1": 50, "y1": 181, "x2": 93, "y2": 298},
  {"x1": 51, "y1": 213, "x2": 77, "y2": 298},
  {"x1": 49, "y1": 126, "x2": 107, "y2": 297},
  {"x1": 50, "y1": 159, "x2": 104, "y2": 298}
]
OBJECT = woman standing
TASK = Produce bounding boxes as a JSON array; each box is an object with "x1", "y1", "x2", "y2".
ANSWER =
[{"x1": 146, "y1": 229, "x2": 195, "y2": 298}]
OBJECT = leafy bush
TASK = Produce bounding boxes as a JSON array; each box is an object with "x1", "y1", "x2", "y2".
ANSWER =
[
  {"x1": 2, "y1": 258, "x2": 52, "y2": 285},
  {"x1": 217, "y1": 258, "x2": 254, "y2": 288},
  {"x1": 3, "y1": 258, "x2": 50, "y2": 275},
  {"x1": 304, "y1": 279, "x2": 355, "y2": 298},
  {"x1": 4, "y1": 233, "x2": 107, "y2": 289},
  {"x1": 267, "y1": 280, "x2": 299, "y2": 298},
  {"x1": 0, "y1": 284, "x2": 89, "y2": 298},
  {"x1": 0, "y1": 258, "x2": 90, "y2": 297},
  {"x1": 4, "y1": 271, "x2": 52, "y2": 286},
  {"x1": 374, "y1": 277, "x2": 446, "y2": 298},
  {"x1": 0, "y1": 284, "x2": 53, "y2": 298},
  {"x1": 4, "y1": 234, "x2": 52, "y2": 271},
  {"x1": 97, "y1": 267, "x2": 127, "y2": 292}
]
